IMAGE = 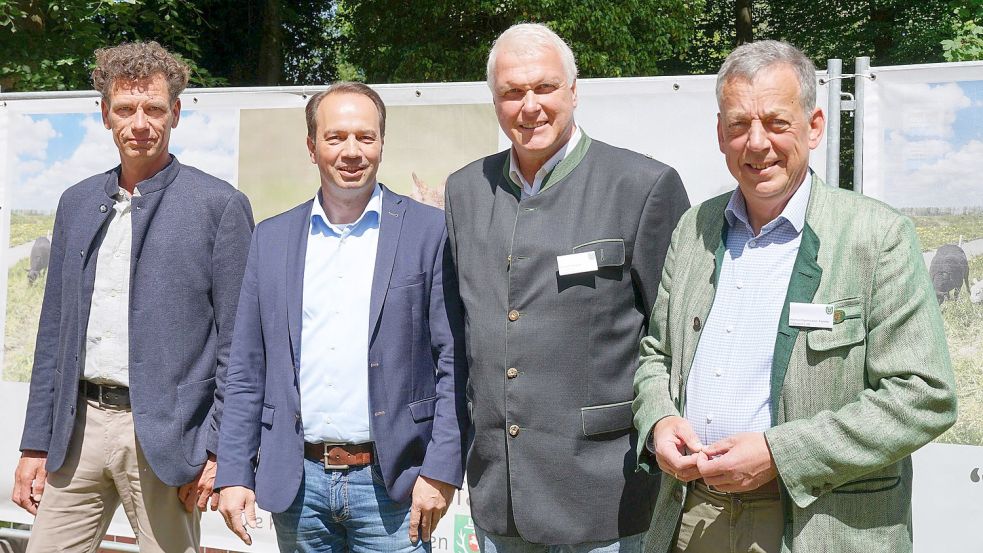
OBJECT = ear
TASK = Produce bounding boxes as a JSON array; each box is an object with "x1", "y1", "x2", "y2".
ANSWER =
[
  {"x1": 716, "y1": 113, "x2": 725, "y2": 154},
  {"x1": 101, "y1": 99, "x2": 111, "y2": 129},
  {"x1": 807, "y1": 106, "x2": 826, "y2": 149},
  {"x1": 171, "y1": 98, "x2": 182, "y2": 128},
  {"x1": 307, "y1": 135, "x2": 316, "y2": 164},
  {"x1": 571, "y1": 78, "x2": 578, "y2": 109}
]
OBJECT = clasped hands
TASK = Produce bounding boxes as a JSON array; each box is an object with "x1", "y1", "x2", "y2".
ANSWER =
[{"x1": 651, "y1": 415, "x2": 778, "y2": 493}]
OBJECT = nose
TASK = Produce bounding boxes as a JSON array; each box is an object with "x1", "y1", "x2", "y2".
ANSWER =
[
  {"x1": 341, "y1": 135, "x2": 360, "y2": 157},
  {"x1": 133, "y1": 108, "x2": 149, "y2": 131},
  {"x1": 746, "y1": 120, "x2": 769, "y2": 151},
  {"x1": 521, "y1": 90, "x2": 540, "y2": 114}
]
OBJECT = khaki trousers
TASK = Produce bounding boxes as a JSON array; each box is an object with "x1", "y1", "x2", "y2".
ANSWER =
[
  {"x1": 26, "y1": 397, "x2": 199, "y2": 553},
  {"x1": 673, "y1": 481, "x2": 783, "y2": 553}
]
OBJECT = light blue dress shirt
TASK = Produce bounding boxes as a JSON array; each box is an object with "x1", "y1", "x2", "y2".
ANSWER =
[
  {"x1": 685, "y1": 176, "x2": 812, "y2": 446},
  {"x1": 299, "y1": 184, "x2": 382, "y2": 444}
]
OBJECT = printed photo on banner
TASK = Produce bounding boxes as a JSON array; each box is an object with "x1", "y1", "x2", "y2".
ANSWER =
[
  {"x1": 2, "y1": 110, "x2": 238, "y2": 383},
  {"x1": 870, "y1": 77, "x2": 983, "y2": 447}
]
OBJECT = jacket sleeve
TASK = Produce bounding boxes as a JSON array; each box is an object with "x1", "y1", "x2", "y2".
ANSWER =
[
  {"x1": 419, "y1": 214, "x2": 469, "y2": 488},
  {"x1": 765, "y1": 214, "x2": 957, "y2": 508},
  {"x1": 205, "y1": 191, "x2": 255, "y2": 456},
  {"x1": 632, "y1": 220, "x2": 684, "y2": 473},
  {"x1": 631, "y1": 166, "x2": 690, "y2": 316},
  {"x1": 214, "y1": 227, "x2": 266, "y2": 491},
  {"x1": 20, "y1": 195, "x2": 69, "y2": 453}
]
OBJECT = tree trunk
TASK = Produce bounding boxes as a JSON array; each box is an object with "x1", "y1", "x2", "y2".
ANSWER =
[
  {"x1": 736, "y1": 0, "x2": 753, "y2": 45},
  {"x1": 257, "y1": 0, "x2": 283, "y2": 84}
]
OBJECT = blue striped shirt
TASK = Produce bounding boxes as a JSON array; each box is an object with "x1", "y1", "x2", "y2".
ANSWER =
[{"x1": 684, "y1": 177, "x2": 811, "y2": 446}]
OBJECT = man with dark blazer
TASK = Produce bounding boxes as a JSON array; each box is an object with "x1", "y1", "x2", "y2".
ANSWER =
[
  {"x1": 11, "y1": 42, "x2": 254, "y2": 552},
  {"x1": 216, "y1": 82, "x2": 468, "y2": 552},
  {"x1": 444, "y1": 23, "x2": 690, "y2": 552}
]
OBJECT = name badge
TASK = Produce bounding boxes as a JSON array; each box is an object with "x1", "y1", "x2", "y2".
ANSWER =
[
  {"x1": 557, "y1": 251, "x2": 598, "y2": 276},
  {"x1": 788, "y1": 302, "x2": 834, "y2": 329}
]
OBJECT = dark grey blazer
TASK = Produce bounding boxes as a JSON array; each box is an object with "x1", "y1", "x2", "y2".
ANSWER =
[
  {"x1": 19, "y1": 156, "x2": 254, "y2": 487},
  {"x1": 445, "y1": 137, "x2": 690, "y2": 543}
]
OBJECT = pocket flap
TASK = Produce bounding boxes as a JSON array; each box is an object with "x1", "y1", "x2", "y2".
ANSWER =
[
  {"x1": 572, "y1": 239, "x2": 626, "y2": 268},
  {"x1": 408, "y1": 396, "x2": 437, "y2": 422},
  {"x1": 807, "y1": 298, "x2": 865, "y2": 352},
  {"x1": 581, "y1": 400, "x2": 633, "y2": 436},
  {"x1": 391, "y1": 272, "x2": 426, "y2": 288},
  {"x1": 261, "y1": 404, "x2": 275, "y2": 426}
]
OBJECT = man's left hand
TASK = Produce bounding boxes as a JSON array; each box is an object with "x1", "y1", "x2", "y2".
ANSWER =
[
  {"x1": 177, "y1": 453, "x2": 219, "y2": 512},
  {"x1": 696, "y1": 432, "x2": 778, "y2": 493},
  {"x1": 409, "y1": 475, "x2": 456, "y2": 544}
]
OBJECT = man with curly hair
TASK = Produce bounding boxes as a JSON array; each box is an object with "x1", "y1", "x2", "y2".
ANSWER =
[{"x1": 11, "y1": 41, "x2": 254, "y2": 553}]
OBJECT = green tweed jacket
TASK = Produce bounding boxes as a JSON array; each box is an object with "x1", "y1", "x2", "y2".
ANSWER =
[{"x1": 632, "y1": 174, "x2": 957, "y2": 553}]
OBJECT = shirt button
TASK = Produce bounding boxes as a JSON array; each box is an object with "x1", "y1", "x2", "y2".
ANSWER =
[
  {"x1": 508, "y1": 424, "x2": 520, "y2": 437},
  {"x1": 325, "y1": 417, "x2": 332, "y2": 424},
  {"x1": 715, "y1": 369, "x2": 722, "y2": 377},
  {"x1": 736, "y1": 282, "x2": 743, "y2": 289},
  {"x1": 706, "y1": 414, "x2": 713, "y2": 424},
  {"x1": 506, "y1": 367, "x2": 518, "y2": 379},
  {"x1": 508, "y1": 310, "x2": 520, "y2": 322},
  {"x1": 749, "y1": 239, "x2": 758, "y2": 247},
  {"x1": 725, "y1": 325, "x2": 733, "y2": 333}
]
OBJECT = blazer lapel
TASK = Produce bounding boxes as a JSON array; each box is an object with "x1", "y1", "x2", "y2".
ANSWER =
[
  {"x1": 77, "y1": 172, "x2": 119, "y2": 350},
  {"x1": 368, "y1": 190, "x2": 405, "y2": 340},
  {"x1": 285, "y1": 200, "x2": 313, "y2": 372},
  {"x1": 769, "y1": 220, "x2": 823, "y2": 424}
]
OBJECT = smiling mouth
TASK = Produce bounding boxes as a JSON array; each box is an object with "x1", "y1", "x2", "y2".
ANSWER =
[
  {"x1": 338, "y1": 167, "x2": 365, "y2": 176},
  {"x1": 746, "y1": 160, "x2": 779, "y2": 171},
  {"x1": 519, "y1": 121, "x2": 547, "y2": 130}
]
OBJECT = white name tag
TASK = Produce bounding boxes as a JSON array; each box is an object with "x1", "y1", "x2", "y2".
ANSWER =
[
  {"x1": 789, "y1": 302, "x2": 834, "y2": 329},
  {"x1": 557, "y1": 251, "x2": 598, "y2": 276}
]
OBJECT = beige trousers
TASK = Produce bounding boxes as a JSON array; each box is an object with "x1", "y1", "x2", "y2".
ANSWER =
[
  {"x1": 673, "y1": 481, "x2": 783, "y2": 553},
  {"x1": 26, "y1": 397, "x2": 199, "y2": 553}
]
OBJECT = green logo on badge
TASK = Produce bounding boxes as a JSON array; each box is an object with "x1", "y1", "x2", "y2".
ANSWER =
[
  {"x1": 454, "y1": 515, "x2": 479, "y2": 553},
  {"x1": 825, "y1": 305, "x2": 834, "y2": 315}
]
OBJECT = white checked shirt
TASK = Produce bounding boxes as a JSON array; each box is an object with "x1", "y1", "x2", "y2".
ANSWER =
[
  {"x1": 83, "y1": 186, "x2": 139, "y2": 387},
  {"x1": 684, "y1": 176, "x2": 812, "y2": 446}
]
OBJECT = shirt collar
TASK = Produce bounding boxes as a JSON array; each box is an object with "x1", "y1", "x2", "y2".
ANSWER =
[
  {"x1": 725, "y1": 170, "x2": 812, "y2": 235},
  {"x1": 508, "y1": 125, "x2": 582, "y2": 193},
  {"x1": 311, "y1": 183, "x2": 383, "y2": 237}
]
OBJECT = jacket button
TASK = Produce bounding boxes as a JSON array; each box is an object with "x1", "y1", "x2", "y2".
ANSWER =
[
  {"x1": 295, "y1": 413, "x2": 301, "y2": 421},
  {"x1": 693, "y1": 317, "x2": 702, "y2": 331},
  {"x1": 508, "y1": 424, "x2": 520, "y2": 437},
  {"x1": 508, "y1": 310, "x2": 520, "y2": 322},
  {"x1": 673, "y1": 487, "x2": 683, "y2": 502},
  {"x1": 506, "y1": 367, "x2": 518, "y2": 379}
]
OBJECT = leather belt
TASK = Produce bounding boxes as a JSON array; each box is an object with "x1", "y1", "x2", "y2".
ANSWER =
[
  {"x1": 80, "y1": 380, "x2": 131, "y2": 408},
  {"x1": 303, "y1": 442, "x2": 374, "y2": 470},
  {"x1": 694, "y1": 477, "x2": 781, "y2": 497}
]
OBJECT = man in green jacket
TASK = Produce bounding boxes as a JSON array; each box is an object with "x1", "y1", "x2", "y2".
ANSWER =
[{"x1": 632, "y1": 40, "x2": 956, "y2": 553}]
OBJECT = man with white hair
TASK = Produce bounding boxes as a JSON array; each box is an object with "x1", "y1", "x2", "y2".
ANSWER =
[
  {"x1": 633, "y1": 40, "x2": 956, "y2": 552},
  {"x1": 445, "y1": 23, "x2": 690, "y2": 552}
]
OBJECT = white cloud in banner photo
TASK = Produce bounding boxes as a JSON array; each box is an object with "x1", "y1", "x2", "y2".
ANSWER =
[
  {"x1": 9, "y1": 113, "x2": 57, "y2": 163},
  {"x1": 880, "y1": 80, "x2": 983, "y2": 209},
  {"x1": 171, "y1": 109, "x2": 237, "y2": 185},
  {"x1": 13, "y1": 114, "x2": 117, "y2": 212}
]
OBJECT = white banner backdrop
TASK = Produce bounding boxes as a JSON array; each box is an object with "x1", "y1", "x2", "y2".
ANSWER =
[
  {"x1": 862, "y1": 61, "x2": 983, "y2": 552},
  {"x1": 0, "y1": 74, "x2": 829, "y2": 551}
]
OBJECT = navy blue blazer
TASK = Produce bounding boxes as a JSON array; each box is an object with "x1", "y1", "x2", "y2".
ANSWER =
[
  {"x1": 19, "y1": 156, "x2": 255, "y2": 487},
  {"x1": 214, "y1": 186, "x2": 468, "y2": 512}
]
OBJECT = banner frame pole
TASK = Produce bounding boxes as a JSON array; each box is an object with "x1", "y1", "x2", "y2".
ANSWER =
[{"x1": 853, "y1": 56, "x2": 870, "y2": 194}]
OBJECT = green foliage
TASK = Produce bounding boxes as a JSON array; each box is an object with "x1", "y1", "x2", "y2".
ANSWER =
[
  {"x1": 0, "y1": 0, "x2": 224, "y2": 92},
  {"x1": 942, "y1": 1, "x2": 983, "y2": 61},
  {"x1": 9, "y1": 211, "x2": 55, "y2": 248},
  {"x1": 339, "y1": 0, "x2": 704, "y2": 83},
  {"x1": 4, "y1": 257, "x2": 46, "y2": 383},
  {"x1": 912, "y1": 214, "x2": 983, "y2": 251}
]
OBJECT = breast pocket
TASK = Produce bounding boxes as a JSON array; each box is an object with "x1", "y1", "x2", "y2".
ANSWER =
[
  {"x1": 571, "y1": 238, "x2": 626, "y2": 270},
  {"x1": 806, "y1": 297, "x2": 865, "y2": 353}
]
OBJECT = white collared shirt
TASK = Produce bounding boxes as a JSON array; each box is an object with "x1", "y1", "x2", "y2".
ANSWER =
[
  {"x1": 509, "y1": 125, "x2": 582, "y2": 199},
  {"x1": 298, "y1": 184, "x2": 382, "y2": 444},
  {"x1": 84, "y1": 186, "x2": 139, "y2": 387}
]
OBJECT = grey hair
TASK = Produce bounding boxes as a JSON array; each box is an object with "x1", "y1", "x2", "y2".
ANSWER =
[
  {"x1": 716, "y1": 40, "x2": 817, "y2": 114},
  {"x1": 486, "y1": 23, "x2": 578, "y2": 91}
]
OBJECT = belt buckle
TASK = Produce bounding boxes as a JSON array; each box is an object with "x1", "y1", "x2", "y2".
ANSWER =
[{"x1": 321, "y1": 443, "x2": 349, "y2": 470}]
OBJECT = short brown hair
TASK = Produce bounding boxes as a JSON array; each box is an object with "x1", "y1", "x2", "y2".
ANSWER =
[
  {"x1": 305, "y1": 82, "x2": 387, "y2": 139},
  {"x1": 91, "y1": 41, "x2": 190, "y2": 103}
]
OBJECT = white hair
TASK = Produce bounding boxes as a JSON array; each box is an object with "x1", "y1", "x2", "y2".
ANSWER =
[
  {"x1": 486, "y1": 23, "x2": 578, "y2": 91},
  {"x1": 716, "y1": 40, "x2": 818, "y2": 115}
]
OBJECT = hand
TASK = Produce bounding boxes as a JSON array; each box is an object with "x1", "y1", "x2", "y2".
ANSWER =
[
  {"x1": 696, "y1": 432, "x2": 778, "y2": 493},
  {"x1": 651, "y1": 416, "x2": 704, "y2": 482},
  {"x1": 218, "y1": 486, "x2": 257, "y2": 546},
  {"x1": 409, "y1": 475, "x2": 456, "y2": 544},
  {"x1": 177, "y1": 453, "x2": 218, "y2": 512},
  {"x1": 12, "y1": 450, "x2": 47, "y2": 515}
]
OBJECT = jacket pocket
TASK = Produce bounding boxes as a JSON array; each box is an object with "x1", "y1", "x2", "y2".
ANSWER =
[
  {"x1": 408, "y1": 396, "x2": 437, "y2": 422},
  {"x1": 581, "y1": 400, "x2": 633, "y2": 436},
  {"x1": 832, "y1": 475, "x2": 901, "y2": 494},
  {"x1": 806, "y1": 297, "x2": 865, "y2": 352},
  {"x1": 572, "y1": 239, "x2": 626, "y2": 268},
  {"x1": 391, "y1": 271, "x2": 426, "y2": 289},
  {"x1": 176, "y1": 376, "x2": 216, "y2": 465}
]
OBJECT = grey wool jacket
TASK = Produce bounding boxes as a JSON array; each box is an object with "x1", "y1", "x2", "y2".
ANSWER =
[{"x1": 445, "y1": 135, "x2": 690, "y2": 544}]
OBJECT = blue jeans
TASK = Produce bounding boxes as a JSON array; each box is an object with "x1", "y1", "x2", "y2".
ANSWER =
[
  {"x1": 475, "y1": 526, "x2": 643, "y2": 553},
  {"x1": 272, "y1": 459, "x2": 430, "y2": 553}
]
